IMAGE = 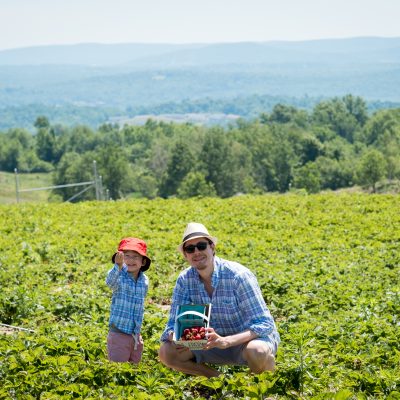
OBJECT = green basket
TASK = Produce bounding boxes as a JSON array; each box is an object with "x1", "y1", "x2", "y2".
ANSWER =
[{"x1": 173, "y1": 304, "x2": 211, "y2": 349}]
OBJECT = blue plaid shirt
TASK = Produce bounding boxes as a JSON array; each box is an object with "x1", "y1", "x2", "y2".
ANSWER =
[
  {"x1": 161, "y1": 257, "x2": 280, "y2": 348},
  {"x1": 106, "y1": 265, "x2": 148, "y2": 335}
]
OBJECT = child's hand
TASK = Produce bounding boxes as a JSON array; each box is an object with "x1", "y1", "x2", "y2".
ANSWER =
[{"x1": 115, "y1": 251, "x2": 124, "y2": 269}]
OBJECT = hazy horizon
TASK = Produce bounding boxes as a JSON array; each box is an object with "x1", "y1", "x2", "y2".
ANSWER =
[{"x1": 1, "y1": 0, "x2": 400, "y2": 51}]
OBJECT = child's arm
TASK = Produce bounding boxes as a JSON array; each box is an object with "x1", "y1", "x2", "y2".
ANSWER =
[
  {"x1": 106, "y1": 265, "x2": 121, "y2": 289},
  {"x1": 105, "y1": 251, "x2": 125, "y2": 289}
]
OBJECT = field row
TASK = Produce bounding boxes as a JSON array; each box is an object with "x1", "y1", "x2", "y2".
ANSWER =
[{"x1": 0, "y1": 194, "x2": 399, "y2": 398}]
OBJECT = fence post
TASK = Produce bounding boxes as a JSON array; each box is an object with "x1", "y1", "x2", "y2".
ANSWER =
[
  {"x1": 14, "y1": 168, "x2": 20, "y2": 203},
  {"x1": 99, "y1": 175, "x2": 104, "y2": 200},
  {"x1": 93, "y1": 160, "x2": 99, "y2": 200}
]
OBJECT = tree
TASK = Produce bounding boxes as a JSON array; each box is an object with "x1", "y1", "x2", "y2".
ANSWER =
[
  {"x1": 268, "y1": 103, "x2": 309, "y2": 127},
  {"x1": 312, "y1": 96, "x2": 367, "y2": 142},
  {"x1": 361, "y1": 110, "x2": 398, "y2": 145},
  {"x1": 342, "y1": 94, "x2": 368, "y2": 126},
  {"x1": 356, "y1": 149, "x2": 387, "y2": 192},
  {"x1": 292, "y1": 162, "x2": 321, "y2": 193},
  {"x1": 315, "y1": 156, "x2": 354, "y2": 190},
  {"x1": 52, "y1": 152, "x2": 95, "y2": 201},
  {"x1": 34, "y1": 116, "x2": 50, "y2": 129},
  {"x1": 95, "y1": 146, "x2": 132, "y2": 200},
  {"x1": 199, "y1": 128, "x2": 236, "y2": 197},
  {"x1": 36, "y1": 128, "x2": 57, "y2": 163},
  {"x1": 0, "y1": 139, "x2": 23, "y2": 171},
  {"x1": 299, "y1": 135, "x2": 322, "y2": 164},
  {"x1": 177, "y1": 172, "x2": 216, "y2": 198},
  {"x1": 135, "y1": 173, "x2": 159, "y2": 199},
  {"x1": 159, "y1": 141, "x2": 194, "y2": 197}
]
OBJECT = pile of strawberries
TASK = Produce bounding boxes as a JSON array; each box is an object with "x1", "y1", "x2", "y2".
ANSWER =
[{"x1": 180, "y1": 326, "x2": 206, "y2": 341}]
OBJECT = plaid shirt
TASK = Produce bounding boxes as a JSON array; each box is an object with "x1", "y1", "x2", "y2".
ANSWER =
[
  {"x1": 106, "y1": 265, "x2": 148, "y2": 335},
  {"x1": 161, "y1": 256, "x2": 280, "y2": 347}
]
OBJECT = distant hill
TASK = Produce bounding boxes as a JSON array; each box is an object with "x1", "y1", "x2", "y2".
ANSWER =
[
  {"x1": 1, "y1": 37, "x2": 399, "y2": 66},
  {"x1": 0, "y1": 43, "x2": 202, "y2": 66},
  {"x1": 0, "y1": 37, "x2": 399, "y2": 131}
]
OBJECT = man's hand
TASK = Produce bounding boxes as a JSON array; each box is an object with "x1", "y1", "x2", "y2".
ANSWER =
[
  {"x1": 115, "y1": 251, "x2": 124, "y2": 269},
  {"x1": 167, "y1": 331, "x2": 190, "y2": 353},
  {"x1": 203, "y1": 327, "x2": 231, "y2": 350}
]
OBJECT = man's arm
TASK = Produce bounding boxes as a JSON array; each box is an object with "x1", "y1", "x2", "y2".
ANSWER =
[
  {"x1": 160, "y1": 276, "x2": 191, "y2": 342},
  {"x1": 236, "y1": 271, "x2": 276, "y2": 338},
  {"x1": 203, "y1": 328, "x2": 258, "y2": 350}
]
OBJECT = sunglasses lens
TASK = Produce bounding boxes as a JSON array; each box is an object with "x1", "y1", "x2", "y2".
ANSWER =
[
  {"x1": 184, "y1": 241, "x2": 209, "y2": 253},
  {"x1": 197, "y1": 242, "x2": 208, "y2": 251},
  {"x1": 184, "y1": 245, "x2": 196, "y2": 253}
]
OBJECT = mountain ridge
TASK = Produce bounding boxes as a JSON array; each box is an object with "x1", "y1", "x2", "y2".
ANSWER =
[{"x1": 1, "y1": 37, "x2": 399, "y2": 66}]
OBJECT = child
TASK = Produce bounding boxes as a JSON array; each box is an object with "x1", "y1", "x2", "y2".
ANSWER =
[{"x1": 106, "y1": 237, "x2": 151, "y2": 363}]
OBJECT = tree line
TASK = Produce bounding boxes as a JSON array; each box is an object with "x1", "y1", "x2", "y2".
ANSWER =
[{"x1": 1, "y1": 95, "x2": 399, "y2": 201}]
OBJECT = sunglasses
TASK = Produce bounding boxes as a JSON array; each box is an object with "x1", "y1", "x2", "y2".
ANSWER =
[{"x1": 183, "y1": 241, "x2": 210, "y2": 254}]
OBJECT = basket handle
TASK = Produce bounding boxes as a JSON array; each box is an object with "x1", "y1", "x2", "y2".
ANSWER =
[{"x1": 176, "y1": 310, "x2": 209, "y2": 321}]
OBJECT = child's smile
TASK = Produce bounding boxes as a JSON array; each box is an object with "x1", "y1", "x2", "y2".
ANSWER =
[{"x1": 123, "y1": 251, "x2": 143, "y2": 276}]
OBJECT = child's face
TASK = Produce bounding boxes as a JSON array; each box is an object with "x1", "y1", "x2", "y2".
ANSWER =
[{"x1": 122, "y1": 250, "x2": 144, "y2": 274}]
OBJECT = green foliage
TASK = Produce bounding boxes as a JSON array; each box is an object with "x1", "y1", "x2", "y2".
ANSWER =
[
  {"x1": 356, "y1": 149, "x2": 388, "y2": 192},
  {"x1": 2, "y1": 97, "x2": 400, "y2": 201},
  {"x1": 0, "y1": 194, "x2": 399, "y2": 398},
  {"x1": 160, "y1": 141, "x2": 195, "y2": 197},
  {"x1": 292, "y1": 162, "x2": 322, "y2": 193},
  {"x1": 312, "y1": 95, "x2": 368, "y2": 142},
  {"x1": 177, "y1": 172, "x2": 217, "y2": 198}
]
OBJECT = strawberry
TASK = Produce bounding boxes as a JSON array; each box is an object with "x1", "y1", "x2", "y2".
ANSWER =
[{"x1": 180, "y1": 325, "x2": 207, "y2": 340}]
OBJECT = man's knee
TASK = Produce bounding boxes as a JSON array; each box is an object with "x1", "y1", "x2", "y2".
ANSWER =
[
  {"x1": 158, "y1": 342, "x2": 172, "y2": 366},
  {"x1": 243, "y1": 342, "x2": 276, "y2": 373},
  {"x1": 159, "y1": 342, "x2": 193, "y2": 368}
]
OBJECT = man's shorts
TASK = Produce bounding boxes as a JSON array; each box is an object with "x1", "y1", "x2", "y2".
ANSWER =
[
  {"x1": 191, "y1": 338, "x2": 277, "y2": 365},
  {"x1": 107, "y1": 331, "x2": 143, "y2": 363}
]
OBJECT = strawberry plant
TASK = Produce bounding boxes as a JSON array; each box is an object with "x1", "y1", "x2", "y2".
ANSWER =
[{"x1": 0, "y1": 194, "x2": 399, "y2": 398}]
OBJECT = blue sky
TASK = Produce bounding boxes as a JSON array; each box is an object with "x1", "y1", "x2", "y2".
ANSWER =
[{"x1": 1, "y1": 0, "x2": 399, "y2": 50}]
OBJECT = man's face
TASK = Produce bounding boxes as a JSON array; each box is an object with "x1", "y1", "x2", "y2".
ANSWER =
[{"x1": 183, "y1": 237, "x2": 214, "y2": 271}]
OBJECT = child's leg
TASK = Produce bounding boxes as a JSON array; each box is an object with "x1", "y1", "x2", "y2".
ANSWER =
[
  {"x1": 107, "y1": 331, "x2": 133, "y2": 362},
  {"x1": 129, "y1": 334, "x2": 144, "y2": 364}
]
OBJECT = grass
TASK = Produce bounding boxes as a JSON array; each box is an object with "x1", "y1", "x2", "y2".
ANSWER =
[{"x1": 0, "y1": 170, "x2": 53, "y2": 204}]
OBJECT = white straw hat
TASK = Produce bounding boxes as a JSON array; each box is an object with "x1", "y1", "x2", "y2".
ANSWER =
[{"x1": 177, "y1": 222, "x2": 218, "y2": 253}]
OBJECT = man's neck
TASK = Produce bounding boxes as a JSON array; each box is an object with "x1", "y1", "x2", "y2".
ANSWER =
[{"x1": 197, "y1": 259, "x2": 215, "y2": 282}]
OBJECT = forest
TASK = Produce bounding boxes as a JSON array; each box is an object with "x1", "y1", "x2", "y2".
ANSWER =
[{"x1": 1, "y1": 95, "x2": 400, "y2": 201}]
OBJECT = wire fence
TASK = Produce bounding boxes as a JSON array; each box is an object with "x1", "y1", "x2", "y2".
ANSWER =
[{"x1": 14, "y1": 160, "x2": 109, "y2": 203}]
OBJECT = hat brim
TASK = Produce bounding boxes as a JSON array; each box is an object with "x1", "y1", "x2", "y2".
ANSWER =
[
  {"x1": 111, "y1": 253, "x2": 151, "y2": 271},
  {"x1": 177, "y1": 235, "x2": 218, "y2": 254}
]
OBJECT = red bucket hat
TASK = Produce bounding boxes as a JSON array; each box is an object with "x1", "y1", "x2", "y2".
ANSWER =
[{"x1": 111, "y1": 237, "x2": 151, "y2": 271}]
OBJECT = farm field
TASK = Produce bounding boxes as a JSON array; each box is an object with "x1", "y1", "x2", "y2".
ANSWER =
[
  {"x1": 0, "y1": 194, "x2": 399, "y2": 399},
  {"x1": 0, "y1": 171, "x2": 53, "y2": 204}
]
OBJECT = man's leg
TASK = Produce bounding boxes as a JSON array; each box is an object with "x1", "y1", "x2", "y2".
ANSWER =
[
  {"x1": 158, "y1": 342, "x2": 220, "y2": 377},
  {"x1": 242, "y1": 340, "x2": 276, "y2": 373}
]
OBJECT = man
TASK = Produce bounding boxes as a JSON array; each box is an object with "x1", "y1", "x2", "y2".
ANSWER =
[{"x1": 159, "y1": 222, "x2": 280, "y2": 377}]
